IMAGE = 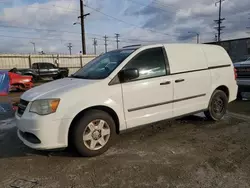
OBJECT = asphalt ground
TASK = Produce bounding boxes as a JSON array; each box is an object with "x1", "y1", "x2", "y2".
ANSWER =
[{"x1": 0, "y1": 89, "x2": 250, "y2": 188}]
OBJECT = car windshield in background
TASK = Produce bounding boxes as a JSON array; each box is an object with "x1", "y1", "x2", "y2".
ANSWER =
[
  {"x1": 72, "y1": 49, "x2": 135, "y2": 79},
  {"x1": 234, "y1": 57, "x2": 250, "y2": 63}
]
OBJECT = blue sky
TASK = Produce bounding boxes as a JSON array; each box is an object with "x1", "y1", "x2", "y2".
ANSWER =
[{"x1": 0, "y1": 0, "x2": 249, "y2": 54}]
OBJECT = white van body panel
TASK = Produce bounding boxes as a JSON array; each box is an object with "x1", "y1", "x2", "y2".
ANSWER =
[
  {"x1": 201, "y1": 45, "x2": 238, "y2": 102},
  {"x1": 16, "y1": 43, "x2": 238, "y2": 150},
  {"x1": 165, "y1": 44, "x2": 208, "y2": 74},
  {"x1": 121, "y1": 76, "x2": 174, "y2": 128},
  {"x1": 164, "y1": 44, "x2": 211, "y2": 117},
  {"x1": 18, "y1": 78, "x2": 126, "y2": 149}
]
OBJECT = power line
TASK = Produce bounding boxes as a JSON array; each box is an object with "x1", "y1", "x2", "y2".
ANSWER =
[
  {"x1": 84, "y1": 4, "x2": 177, "y2": 37},
  {"x1": 0, "y1": 27, "x2": 170, "y2": 44},
  {"x1": 0, "y1": 34, "x2": 83, "y2": 42},
  {"x1": 153, "y1": 0, "x2": 178, "y2": 9},
  {"x1": 127, "y1": 0, "x2": 175, "y2": 16},
  {"x1": 0, "y1": 24, "x2": 107, "y2": 38}
]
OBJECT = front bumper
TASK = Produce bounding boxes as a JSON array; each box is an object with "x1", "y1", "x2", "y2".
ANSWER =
[{"x1": 16, "y1": 111, "x2": 72, "y2": 150}]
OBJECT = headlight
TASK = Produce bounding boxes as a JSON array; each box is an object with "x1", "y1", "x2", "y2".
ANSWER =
[{"x1": 30, "y1": 99, "x2": 60, "y2": 115}]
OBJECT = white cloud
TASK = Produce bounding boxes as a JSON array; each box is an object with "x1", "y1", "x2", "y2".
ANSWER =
[{"x1": 0, "y1": 0, "x2": 249, "y2": 54}]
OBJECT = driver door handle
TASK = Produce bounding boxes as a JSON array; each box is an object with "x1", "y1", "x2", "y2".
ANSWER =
[
  {"x1": 175, "y1": 79, "x2": 185, "y2": 83},
  {"x1": 160, "y1": 81, "x2": 171, "y2": 85}
]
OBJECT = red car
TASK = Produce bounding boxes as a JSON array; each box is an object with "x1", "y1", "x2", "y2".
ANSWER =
[{"x1": 8, "y1": 72, "x2": 34, "y2": 91}]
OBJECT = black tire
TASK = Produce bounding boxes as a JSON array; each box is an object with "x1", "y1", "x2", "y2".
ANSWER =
[
  {"x1": 204, "y1": 90, "x2": 228, "y2": 121},
  {"x1": 59, "y1": 75, "x2": 65, "y2": 79},
  {"x1": 71, "y1": 110, "x2": 116, "y2": 157},
  {"x1": 32, "y1": 76, "x2": 39, "y2": 83},
  {"x1": 236, "y1": 92, "x2": 242, "y2": 100},
  {"x1": 52, "y1": 76, "x2": 58, "y2": 80},
  {"x1": 18, "y1": 84, "x2": 26, "y2": 91}
]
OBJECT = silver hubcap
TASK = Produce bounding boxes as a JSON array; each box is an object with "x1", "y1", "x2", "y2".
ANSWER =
[
  {"x1": 213, "y1": 97, "x2": 224, "y2": 114},
  {"x1": 83, "y1": 120, "x2": 111, "y2": 150}
]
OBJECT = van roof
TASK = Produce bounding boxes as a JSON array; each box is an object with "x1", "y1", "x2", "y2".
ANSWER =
[{"x1": 121, "y1": 43, "x2": 222, "y2": 50}]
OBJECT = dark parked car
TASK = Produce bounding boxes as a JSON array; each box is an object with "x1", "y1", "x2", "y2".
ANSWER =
[
  {"x1": 10, "y1": 62, "x2": 69, "y2": 81},
  {"x1": 234, "y1": 58, "x2": 250, "y2": 99}
]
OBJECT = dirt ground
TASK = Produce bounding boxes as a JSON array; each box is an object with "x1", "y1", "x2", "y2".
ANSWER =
[{"x1": 0, "y1": 92, "x2": 250, "y2": 188}]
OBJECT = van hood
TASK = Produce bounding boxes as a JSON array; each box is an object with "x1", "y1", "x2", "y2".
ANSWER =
[{"x1": 21, "y1": 78, "x2": 100, "y2": 101}]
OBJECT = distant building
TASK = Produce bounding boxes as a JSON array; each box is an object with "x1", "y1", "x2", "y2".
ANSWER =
[{"x1": 206, "y1": 37, "x2": 250, "y2": 62}]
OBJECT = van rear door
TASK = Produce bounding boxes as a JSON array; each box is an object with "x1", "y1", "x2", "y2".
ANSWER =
[{"x1": 164, "y1": 44, "x2": 211, "y2": 117}]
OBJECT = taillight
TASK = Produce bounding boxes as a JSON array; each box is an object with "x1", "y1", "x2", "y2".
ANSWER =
[{"x1": 234, "y1": 68, "x2": 237, "y2": 80}]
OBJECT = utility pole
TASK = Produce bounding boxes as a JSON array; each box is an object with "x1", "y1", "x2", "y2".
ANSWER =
[
  {"x1": 79, "y1": 0, "x2": 90, "y2": 55},
  {"x1": 93, "y1": 38, "x2": 97, "y2": 55},
  {"x1": 67, "y1": 43, "x2": 73, "y2": 55},
  {"x1": 30, "y1": 42, "x2": 36, "y2": 54},
  {"x1": 104, "y1": 35, "x2": 108, "y2": 53},
  {"x1": 188, "y1": 32, "x2": 199, "y2": 44},
  {"x1": 115, "y1": 33, "x2": 120, "y2": 49},
  {"x1": 196, "y1": 33, "x2": 200, "y2": 44},
  {"x1": 247, "y1": 13, "x2": 250, "y2": 31},
  {"x1": 214, "y1": 0, "x2": 225, "y2": 43},
  {"x1": 215, "y1": 34, "x2": 218, "y2": 42}
]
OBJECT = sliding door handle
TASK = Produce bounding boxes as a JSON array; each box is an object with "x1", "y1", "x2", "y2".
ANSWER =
[
  {"x1": 175, "y1": 79, "x2": 185, "y2": 83},
  {"x1": 160, "y1": 81, "x2": 171, "y2": 85}
]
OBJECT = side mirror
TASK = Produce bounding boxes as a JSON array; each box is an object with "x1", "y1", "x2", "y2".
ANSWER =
[{"x1": 119, "y1": 68, "x2": 139, "y2": 82}]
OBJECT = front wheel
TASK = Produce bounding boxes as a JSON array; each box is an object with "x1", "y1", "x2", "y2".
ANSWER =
[
  {"x1": 71, "y1": 110, "x2": 116, "y2": 157},
  {"x1": 204, "y1": 90, "x2": 228, "y2": 121}
]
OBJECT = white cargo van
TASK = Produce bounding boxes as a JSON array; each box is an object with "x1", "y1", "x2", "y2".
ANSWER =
[{"x1": 16, "y1": 44, "x2": 238, "y2": 156}]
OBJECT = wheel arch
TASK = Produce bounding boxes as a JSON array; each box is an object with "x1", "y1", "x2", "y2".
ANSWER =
[
  {"x1": 207, "y1": 85, "x2": 230, "y2": 108},
  {"x1": 215, "y1": 85, "x2": 229, "y2": 99},
  {"x1": 68, "y1": 105, "x2": 120, "y2": 144}
]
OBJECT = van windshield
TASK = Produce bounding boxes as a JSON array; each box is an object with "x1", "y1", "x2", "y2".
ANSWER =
[{"x1": 72, "y1": 49, "x2": 135, "y2": 79}]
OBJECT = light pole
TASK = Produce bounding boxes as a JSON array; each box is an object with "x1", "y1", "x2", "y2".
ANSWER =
[
  {"x1": 30, "y1": 42, "x2": 36, "y2": 53},
  {"x1": 188, "y1": 32, "x2": 200, "y2": 44}
]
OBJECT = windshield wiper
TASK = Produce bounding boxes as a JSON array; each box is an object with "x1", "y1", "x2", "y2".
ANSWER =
[{"x1": 70, "y1": 74, "x2": 89, "y2": 79}]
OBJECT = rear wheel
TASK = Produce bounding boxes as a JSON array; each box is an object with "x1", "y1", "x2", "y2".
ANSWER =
[
  {"x1": 71, "y1": 110, "x2": 116, "y2": 157},
  {"x1": 204, "y1": 90, "x2": 228, "y2": 121}
]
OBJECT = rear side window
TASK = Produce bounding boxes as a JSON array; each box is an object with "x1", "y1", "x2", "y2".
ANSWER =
[
  {"x1": 38, "y1": 63, "x2": 47, "y2": 69},
  {"x1": 123, "y1": 47, "x2": 167, "y2": 81},
  {"x1": 46, "y1": 63, "x2": 55, "y2": 69},
  {"x1": 39, "y1": 63, "x2": 53, "y2": 69}
]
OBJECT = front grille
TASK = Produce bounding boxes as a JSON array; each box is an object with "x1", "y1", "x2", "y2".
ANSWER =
[{"x1": 17, "y1": 99, "x2": 29, "y2": 116}]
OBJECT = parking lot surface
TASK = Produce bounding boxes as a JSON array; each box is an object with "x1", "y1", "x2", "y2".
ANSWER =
[{"x1": 0, "y1": 93, "x2": 250, "y2": 188}]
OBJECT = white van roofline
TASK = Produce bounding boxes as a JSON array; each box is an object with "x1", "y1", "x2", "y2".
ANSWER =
[{"x1": 121, "y1": 43, "x2": 224, "y2": 50}]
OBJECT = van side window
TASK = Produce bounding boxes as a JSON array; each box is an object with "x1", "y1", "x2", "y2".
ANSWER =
[{"x1": 122, "y1": 47, "x2": 167, "y2": 81}]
